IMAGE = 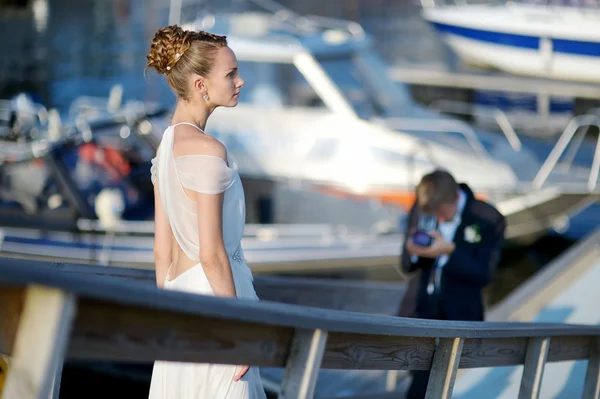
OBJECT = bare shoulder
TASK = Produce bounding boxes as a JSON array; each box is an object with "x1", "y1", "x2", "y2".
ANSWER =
[{"x1": 172, "y1": 125, "x2": 227, "y2": 161}]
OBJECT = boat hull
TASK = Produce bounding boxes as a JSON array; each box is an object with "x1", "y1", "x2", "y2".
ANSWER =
[
  {"x1": 423, "y1": 5, "x2": 600, "y2": 83},
  {"x1": 0, "y1": 227, "x2": 403, "y2": 276}
]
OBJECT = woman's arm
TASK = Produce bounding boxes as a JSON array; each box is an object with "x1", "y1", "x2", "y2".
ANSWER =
[
  {"x1": 153, "y1": 182, "x2": 172, "y2": 288},
  {"x1": 173, "y1": 126, "x2": 237, "y2": 298},
  {"x1": 195, "y1": 191, "x2": 237, "y2": 298}
]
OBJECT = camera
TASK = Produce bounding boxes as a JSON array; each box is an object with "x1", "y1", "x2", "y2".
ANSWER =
[{"x1": 412, "y1": 230, "x2": 433, "y2": 247}]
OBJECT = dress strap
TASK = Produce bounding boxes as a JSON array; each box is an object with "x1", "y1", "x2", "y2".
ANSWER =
[{"x1": 171, "y1": 122, "x2": 205, "y2": 133}]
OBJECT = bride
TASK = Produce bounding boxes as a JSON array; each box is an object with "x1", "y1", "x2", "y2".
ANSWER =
[{"x1": 146, "y1": 25, "x2": 266, "y2": 399}]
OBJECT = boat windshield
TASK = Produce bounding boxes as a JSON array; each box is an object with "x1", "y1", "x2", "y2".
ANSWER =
[
  {"x1": 316, "y1": 50, "x2": 414, "y2": 119},
  {"x1": 237, "y1": 60, "x2": 325, "y2": 108},
  {"x1": 236, "y1": 50, "x2": 413, "y2": 120}
]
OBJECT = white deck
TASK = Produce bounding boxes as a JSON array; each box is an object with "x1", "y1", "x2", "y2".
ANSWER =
[{"x1": 454, "y1": 230, "x2": 600, "y2": 398}]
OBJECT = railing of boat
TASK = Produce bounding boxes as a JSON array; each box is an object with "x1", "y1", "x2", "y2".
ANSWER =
[
  {"x1": 382, "y1": 115, "x2": 492, "y2": 159},
  {"x1": 533, "y1": 114, "x2": 600, "y2": 191},
  {"x1": 421, "y1": 97, "x2": 600, "y2": 194},
  {"x1": 428, "y1": 99, "x2": 523, "y2": 151},
  {"x1": 0, "y1": 258, "x2": 599, "y2": 399}
]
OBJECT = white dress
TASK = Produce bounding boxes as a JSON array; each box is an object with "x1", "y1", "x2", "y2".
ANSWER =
[{"x1": 148, "y1": 122, "x2": 267, "y2": 399}]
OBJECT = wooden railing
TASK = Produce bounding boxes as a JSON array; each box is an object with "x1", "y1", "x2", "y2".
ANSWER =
[{"x1": 0, "y1": 258, "x2": 599, "y2": 399}]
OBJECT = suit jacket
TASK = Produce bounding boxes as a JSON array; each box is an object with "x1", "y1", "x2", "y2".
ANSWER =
[{"x1": 398, "y1": 183, "x2": 506, "y2": 322}]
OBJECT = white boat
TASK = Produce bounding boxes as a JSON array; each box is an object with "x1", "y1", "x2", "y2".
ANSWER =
[
  {"x1": 179, "y1": 11, "x2": 518, "y2": 200},
  {"x1": 420, "y1": 1, "x2": 600, "y2": 83},
  {"x1": 173, "y1": 7, "x2": 600, "y2": 242}
]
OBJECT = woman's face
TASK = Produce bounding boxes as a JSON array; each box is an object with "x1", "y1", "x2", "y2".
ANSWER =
[{"x1": 203, "y1": 46, "x2": 244, "y2": 108}]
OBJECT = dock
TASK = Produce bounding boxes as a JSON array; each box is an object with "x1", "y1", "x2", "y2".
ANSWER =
[
  {"x1": 1, "y1": 251, "x2": 600, "y2": 399},
  {"x1": 389, "y1": 66, "x2": 600, "y2": 100},
  {"x1": 389, "y1": 65, "x2": 600, "y2": 122}
]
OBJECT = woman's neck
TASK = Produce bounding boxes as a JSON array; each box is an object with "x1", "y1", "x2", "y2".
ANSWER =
[{"x1": 171, "y1": 99, "x2": 213, "y2": 131}]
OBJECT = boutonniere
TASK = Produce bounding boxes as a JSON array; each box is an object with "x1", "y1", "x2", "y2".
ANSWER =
[{"x1": 464, "y1": 224, "x2": 481, "y2": 243}]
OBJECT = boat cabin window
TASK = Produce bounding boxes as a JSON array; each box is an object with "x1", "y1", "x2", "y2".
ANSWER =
[
  {"x1": 316, "y1": 51, "x2": 414, "y2": 120},
  {"x1": 317, "y1": 56, "x2": 383, "y2": 120},
  {"x1": 237, "y1": 61, "x2": 325, "y2": 108}
]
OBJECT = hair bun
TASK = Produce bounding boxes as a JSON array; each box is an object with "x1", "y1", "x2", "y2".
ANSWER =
[{"x1": 146, "y1": 25, "x2": 192, "y2": 75}]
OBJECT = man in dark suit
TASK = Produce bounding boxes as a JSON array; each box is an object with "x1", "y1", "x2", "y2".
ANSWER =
[{"x1": 399, "y1": 169, "x2": 506, "y2": 398}]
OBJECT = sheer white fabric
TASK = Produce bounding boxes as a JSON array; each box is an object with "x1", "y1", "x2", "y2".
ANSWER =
[{"x1": 148, "y1": 123, "x2": 265, "y2": 399}]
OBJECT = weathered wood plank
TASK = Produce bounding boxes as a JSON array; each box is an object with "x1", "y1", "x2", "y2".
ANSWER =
[
  {"x1": 547, "y1": 335, "x2": 593, "y2": 362},
  {"x1": 425, "y1": 338, "x2": 464, "y2": 399},
  {"x1": 3, "y1": 285, "x2": 76, "y2": 399},
  {"x1": 459, "y1": 335, "x2": 593, "y2": 369},
  {"x1": 518, "y1": 337, "x2": 550, "y2": 399},
  {"x1": 583, "y1": 337, "x2": 600, "y2": 399},
  {"x1": 69, "y1": 297, "x2": 294, "y2": 366},
  {"x1": 279, "y1": 329, "x2": 328, "y2": 399},
  {"x1": 460, "y1": 337, "x2": 527, "y2": 368},
  {"x1": 324, "y1": 333, "x2": 435, "y2": 370}
]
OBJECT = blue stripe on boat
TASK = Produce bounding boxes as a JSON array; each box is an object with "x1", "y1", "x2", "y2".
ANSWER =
[
  {"x1": 554, "y1": 38, "x2": 600, "y2": 56},
  {"x1": 432, "y1": 22, "x2": 539, "y2": 49},
  {"x1": 432, "y1": 22, "x2": 600, "y2": 57}
]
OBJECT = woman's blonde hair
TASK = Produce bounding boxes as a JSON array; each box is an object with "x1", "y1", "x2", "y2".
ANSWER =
[{"x1": 146, "y1": 25, "x2": 227, "y2": 100}]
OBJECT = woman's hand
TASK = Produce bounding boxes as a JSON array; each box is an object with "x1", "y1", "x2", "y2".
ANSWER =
[{"x1": 234, "y1": 365, "x2": 250, "y2": 381}]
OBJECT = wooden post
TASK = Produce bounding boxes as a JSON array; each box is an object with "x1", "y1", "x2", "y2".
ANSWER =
[
  {"x1": 3, "y1": 285, "x2": 76, "y2": 399},
  {"x1": 582, "y1": 337, "x2": 600, "y2": 399},
  {"x1": 518, "y1": 336, "x2": 550, "y2": 399},
  {"x1": 425, "y1": 337, "x2": 464, "y2": 399},
  {"x1": 279, "y1": 328, "x2": 328, "y2": 399},
  {"x1": 385, "y1": 370, "x2": 400, "y2": 391}
]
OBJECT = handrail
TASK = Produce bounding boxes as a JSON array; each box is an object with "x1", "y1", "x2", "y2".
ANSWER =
[
  {"x1": 428, "y1": 99, "x2": 522, "y2": 151},
  {"x1": 1, "y1": 259, "x2": 599, "y2": 399},
  {"x1": 533, "y1": 114, "x2": 600, "y2": 191},
  {"x1": 382, "y1": 116, "x2": 491, "y2": 158}
]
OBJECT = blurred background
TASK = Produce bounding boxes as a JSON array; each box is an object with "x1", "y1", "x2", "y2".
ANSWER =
[{"x1": 2, "y1": 0, "x2": 600, "y2": 397}]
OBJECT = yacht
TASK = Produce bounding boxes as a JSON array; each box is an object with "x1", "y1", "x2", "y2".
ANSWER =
[
  {"x1": 420, "y1": 0, "x2": 600, "y2": 83},
  {"x1": 172, "y1": 5, "x2": 600, "y2": 243}
]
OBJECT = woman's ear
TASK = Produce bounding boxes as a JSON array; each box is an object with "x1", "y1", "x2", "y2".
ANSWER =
[{"x1": 193, "y1": 75, "x2": 206, "y2": 93}]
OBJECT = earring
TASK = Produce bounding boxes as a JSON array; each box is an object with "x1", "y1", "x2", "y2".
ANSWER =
[{"x1": 203, "y1": 92, "x2": 209, "y2": 101}]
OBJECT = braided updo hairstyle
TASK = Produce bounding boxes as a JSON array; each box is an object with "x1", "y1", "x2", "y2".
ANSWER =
[{"x1": 146, "y1": 25, "x2": 228, "y2": 100}]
